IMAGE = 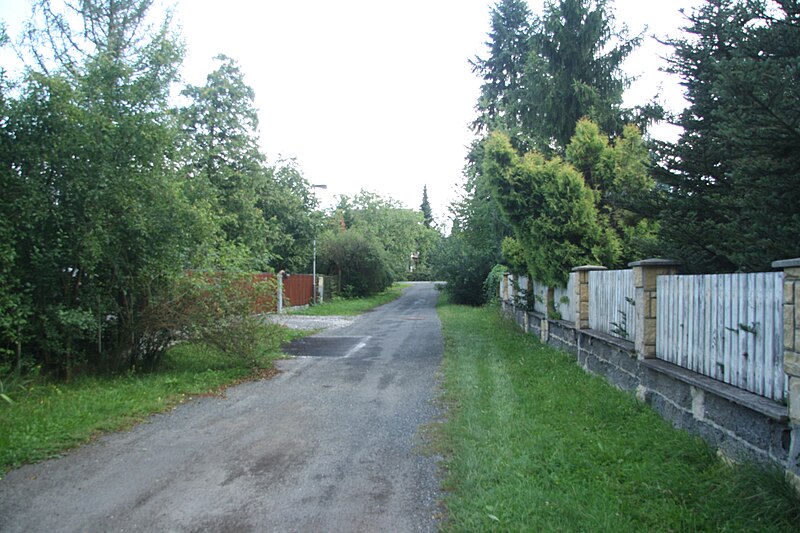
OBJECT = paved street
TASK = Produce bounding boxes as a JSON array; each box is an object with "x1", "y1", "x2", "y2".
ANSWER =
[{"x1": 0, "y1": 282, "x2": 444, "y2": 532}]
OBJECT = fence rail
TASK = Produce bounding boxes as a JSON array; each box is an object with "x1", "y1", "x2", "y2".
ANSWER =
[
  {"x1": 589, "y1": 269, "x2": 636, "y2": 341},
  {"x1": 656, "y1": 272, "x2": 785, "y2": 402}
]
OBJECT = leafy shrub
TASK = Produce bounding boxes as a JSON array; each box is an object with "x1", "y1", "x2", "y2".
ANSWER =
[
  {"x1": 319, "y1": 229, "x2": 393, "y2": 297},
  {"x1": 173, "y1": 273, "x2": 281, "y2": 366},
  {"x1": 430, "y1": 232, "x2": 497, "y2": 306}
]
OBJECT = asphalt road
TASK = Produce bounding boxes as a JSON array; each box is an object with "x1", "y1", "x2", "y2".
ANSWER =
[{"x1": 0, "y1": 282, "x2": 444, "y2": 532}]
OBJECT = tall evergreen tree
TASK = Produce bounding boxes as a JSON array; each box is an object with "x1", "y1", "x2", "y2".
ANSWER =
[
  {"x1": 524, "y1": 0, "x2": 645, "y2": 153},
  {"x1": 420, "y1": 185, "x2": 433, "y2": 228},
  {"x1": 654, "y1": 0, "x2": 800, "y2": 272},
  {"x1": 470, "y1": 0, "x2": 533, "y2": 138},
  {"x1": 180, "y1": 55, "x2": 270, "y2": 268}
]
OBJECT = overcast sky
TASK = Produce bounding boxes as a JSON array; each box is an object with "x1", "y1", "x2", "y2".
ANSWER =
[{"x1": 1, "y1": 0, "x2": 701, "y2": 223}]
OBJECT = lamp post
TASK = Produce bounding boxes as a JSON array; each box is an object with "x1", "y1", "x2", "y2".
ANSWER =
[{"x1": 311, "y1": 184, "x2": 327, "y2": 304}]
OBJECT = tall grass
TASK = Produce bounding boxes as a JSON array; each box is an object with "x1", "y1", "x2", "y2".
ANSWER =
[{"x1": 436, "y1": 303, "x2": 800, "y2": 532}]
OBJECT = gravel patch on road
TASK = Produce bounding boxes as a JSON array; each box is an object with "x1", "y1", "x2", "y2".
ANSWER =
[{"x1": 265, "y1": 314, "x2": 356, "y2": 332}]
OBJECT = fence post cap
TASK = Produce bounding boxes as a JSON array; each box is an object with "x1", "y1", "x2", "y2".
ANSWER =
[
  {"x1": 772, "y1": 258, "x2": 800, "y2": 269},
  {"x1": 628, "y1": 258, "x2": 681, "y2": 268},
  {"x1": 571, "y1": 265, "x2": 607, "y2": 272}
]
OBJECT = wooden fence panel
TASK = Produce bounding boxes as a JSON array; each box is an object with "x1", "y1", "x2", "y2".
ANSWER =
[
  {"x1": 588, "y1": 269, "x2": 636, "y2": 341},
  {"x1": 553, "y1": 272, "x2": 576, "y2": 322},
  {"x1": 656, "y1": 272, "x2": 785, "y2": 401},
  {"x1": 530, "y1": 278, "x2": 548, "y2": 315}
]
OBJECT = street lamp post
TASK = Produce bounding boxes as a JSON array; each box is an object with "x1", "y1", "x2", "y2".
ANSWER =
[{"x1": 311, "y1": 184, "x2": 327, "y2": 305}]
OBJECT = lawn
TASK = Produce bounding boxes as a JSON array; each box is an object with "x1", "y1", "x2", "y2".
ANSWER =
[{"x1": 436, "y1": 302, "x2": 800, "y2": 532}]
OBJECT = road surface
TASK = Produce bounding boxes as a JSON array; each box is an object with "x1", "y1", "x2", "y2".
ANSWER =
[{"x1": 0, "y1": 282, "x2": 444, "y2": 532}]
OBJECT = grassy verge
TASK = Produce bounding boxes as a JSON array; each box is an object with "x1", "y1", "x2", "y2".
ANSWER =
[
  {"x1": 0, "y1": 326, "x2": 306, "y2": 476},
  {"x1": 290, "y1": 283, "x2": 406, "y2": 316},
  {"x1": 436, "y1": 302, "x2": 800, "y2": 532}
]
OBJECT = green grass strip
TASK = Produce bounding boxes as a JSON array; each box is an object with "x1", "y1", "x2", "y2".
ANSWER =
[
  {"x1": 436, "y1": 303, "x2": 800, "y2": 532},
  {"x1": 290, "y1": 283, "x2": 406, "y2": 316}
]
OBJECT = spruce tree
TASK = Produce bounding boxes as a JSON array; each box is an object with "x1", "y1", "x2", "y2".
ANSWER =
[
  {"x1": 654, "y1": 0, "x2": 800, "y2": 272},
  {"x1": 420, "y1": 185, "x2": 433, "y2": 228},
  {"x1": 470, "y1": 0, "x2": 533, "y2": 139}
]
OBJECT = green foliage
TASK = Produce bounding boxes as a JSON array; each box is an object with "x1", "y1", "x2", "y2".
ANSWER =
[
  {"x1": 482, "y1": 264, "x2": 509, "y2": 305},
  {"x1": 434, "y1": 139, "x2": 512, "y2": 306},
  {"x1": 654, "y1": 0, "x2": 800, "y2": 272},
  {"x1": 318, "y1": 229, "x2": 393, "y2": 298},
  {"x1": 0, "y1": 1, "x2": 320, "y2": 380},
  {"x1": 179, "y1": 55, "x2": 271, "y2": 269},
  {"x1": 332, "y1": 190, "x2": 439, "y2": 281},
  {"x1": 258, "y1": 159, "x2": 319, "y2": 271},
  {"x1": 525, "y1": 0, "x2": 650, "y2": 151},
  {"x1": 166, "y1": 272, "x2": 282, "y2": 367},
  {"x1": 450, "y1": 0, "x2": 655, "y2": 303},
  {"x1": 420, "y1": 185, "x2": 434, "y2": 229},
  {"x1": 472, "y1": 0, "x2": 657, "y2": 154},
  {"x1": 500, "y1": 236, "x2": 526, "y2": 273},
  {"x1": 483, "y1": 131, "x2": 615, "y2": 286},
  {"x1": 1, "y1": 0, "x2": 212, "y2": 375},
  {"x1": 566, "y1": 118, "x2": 658, "y2": 261},
  {"x1": 431, "y1": 230, "x2": 498, "y2": 306},
  {"x1": 470, "y1": 0, "x2": 533, "y2": 138}
]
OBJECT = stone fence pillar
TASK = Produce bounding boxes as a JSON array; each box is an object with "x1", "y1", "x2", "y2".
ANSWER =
[
  {"x1": 773, "y1": 259, "x2": 800, "y2": 423},
  {"x1": 571, "y1": 265, "x2": 607, "y2": 329},
  {"x1": 629, "y1": 259, "x2": 680, "y2": 359},
  {"x1": 773, "y1": 258, "x2": 800, "y2": 489}
]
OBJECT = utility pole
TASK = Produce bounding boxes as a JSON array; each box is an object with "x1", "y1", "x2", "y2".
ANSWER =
[{"x1": 311, "y1": 184, "x2": 327, "y2": 304}]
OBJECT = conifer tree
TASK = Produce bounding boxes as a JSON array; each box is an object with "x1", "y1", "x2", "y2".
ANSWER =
[
  {"x1": 420, "y1": 185, "x2": 433, "y2": 228},
  {"x1": 654, "y1": 0, "x2": 800, "y2": 272}
]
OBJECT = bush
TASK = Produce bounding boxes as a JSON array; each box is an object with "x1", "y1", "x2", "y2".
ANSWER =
[
  {"x1": 431, "y1": 232, "x2": 497, "y2": 306},
  {"x1": 172, "y1": 273, "x2": 281, "y2": 366},
  {"x1": 319, "y1": 229, "x2": 393, "y2": 297}
]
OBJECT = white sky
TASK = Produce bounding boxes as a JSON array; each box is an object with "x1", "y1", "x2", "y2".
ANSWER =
[{"x1": 1, "y1": 0, "x2": 701, "y2": 224}]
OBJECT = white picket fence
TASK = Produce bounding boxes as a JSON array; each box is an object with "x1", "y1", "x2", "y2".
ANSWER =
[
  {"x1": 589, "y1": 269, "x2": 637, "y2": 341},
  {"x1": 656, "y1": 272, "x2": 785, "y2": 402}
]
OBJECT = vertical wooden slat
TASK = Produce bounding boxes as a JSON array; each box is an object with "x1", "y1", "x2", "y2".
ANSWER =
[
  {"x1": 752, "y1": 273, "x2": 764, "y2": 396},
  {"x1": 738, "y1": 275, "x2": 748, "y2": 391},
  {"x1": 722, "y1": 274, "x2": 736, "y2": 383},
  {"x1": 694, "y1": 276, "x2": 703, "y2": 374},
  {"x1": 688, "y1": 276, "x2": 697, "y2": 372},
  {"x1": 703, "y1": 275, "x2": 712, "y2": 377},
  {"x1": 771, "y1": 272, "x2": 784, "y2": 401}
]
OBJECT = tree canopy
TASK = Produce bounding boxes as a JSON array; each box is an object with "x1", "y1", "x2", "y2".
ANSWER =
[
  {"x1": 0, "y1": 0, "x2": 323, "y2": 376},
  {"x1": 653, "y1": 0, "x2": 800, "y2": 272}
]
